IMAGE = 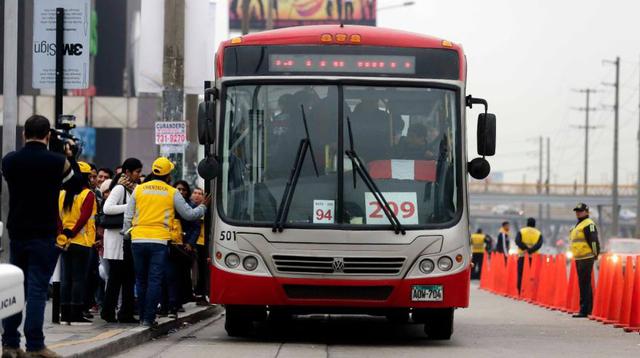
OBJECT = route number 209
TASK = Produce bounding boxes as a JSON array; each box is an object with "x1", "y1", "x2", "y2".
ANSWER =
[{"x1": 364, "y1": 192, "x2": 419, "y2": 225}]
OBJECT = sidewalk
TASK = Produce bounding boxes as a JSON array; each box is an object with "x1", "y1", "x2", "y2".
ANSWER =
[{"x1": 35, "y1": 302, "x2": 221, "y2": 358}]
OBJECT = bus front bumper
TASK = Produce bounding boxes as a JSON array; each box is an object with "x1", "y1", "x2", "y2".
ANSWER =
[{"x1": 210, "y1": 265, "x2": 470, "y2": 309}]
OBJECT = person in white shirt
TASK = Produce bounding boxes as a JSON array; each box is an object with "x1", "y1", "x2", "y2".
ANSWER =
[{"x1": 100, "y1": 158, "x2": 142, "y2": 323}]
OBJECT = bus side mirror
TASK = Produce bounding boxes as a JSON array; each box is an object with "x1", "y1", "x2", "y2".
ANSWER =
[
  {"x1": 477, "y1": 113, "x2": 496, "y2": 156},
  {"x1": 468, "y1": 157, "x2": 491, "y2": 180},
  {"x1": 198, "y1": 156, "x2": 220, "y2": 181},
  {"x1": 198, "y1": 101, "x2": 216, "y2": 145}
]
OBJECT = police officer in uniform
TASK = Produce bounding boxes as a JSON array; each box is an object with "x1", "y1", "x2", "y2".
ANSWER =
[
  {"x1": 470, "y1": 228, "x2": 492, "y2": 279},
  {"x1": 123, "y1": 157, "x2": 210, "y2": 327},
  {"x1": 515, "y1": 217, "x2": 543, "y2": 292},
  {"x1": 570, "y1": 203, "x2": 599, "y2": 318}
]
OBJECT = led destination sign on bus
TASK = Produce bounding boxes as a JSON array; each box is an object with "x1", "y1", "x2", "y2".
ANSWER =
[{"x1": 269, "y1": 54, "x2": 416, "y2": 74}]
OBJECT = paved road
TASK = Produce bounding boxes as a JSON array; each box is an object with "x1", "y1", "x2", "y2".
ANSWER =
[{"x1": 117, "y1": 284, "x2": 640, "y2": 358}]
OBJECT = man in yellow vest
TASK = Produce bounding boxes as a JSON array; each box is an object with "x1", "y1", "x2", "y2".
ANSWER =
[
  {"x1": 569, "y1": 203, "x2": 599, "y2": 318},
  {"x1": 515, "y1": 217, "x2": 543, "y2": 292},
  {"x1": 123, "y1": 157, "x2": 210, "y2": 327},
  {"x1": 470, "y1": 228, "x2": 492, "y2": 279}
]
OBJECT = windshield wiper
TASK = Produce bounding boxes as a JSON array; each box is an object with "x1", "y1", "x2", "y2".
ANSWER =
[
  {"x1": 272, "y1": 105, "x2": 319, "y2": 232},
  {"x1": 345, "y1": 117, "x2": 405, "y2": 235}
]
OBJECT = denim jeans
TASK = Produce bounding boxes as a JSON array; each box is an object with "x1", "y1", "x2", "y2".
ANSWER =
[
  {"x1": 2, "y1": 238, "x2": 60, "y2": 351},
  {"x1": 132, "y1": 242, "x2": 168, "y2": 323},
  {"x1": 165, "y1": 257, "x2": 181, "y2": 311}
]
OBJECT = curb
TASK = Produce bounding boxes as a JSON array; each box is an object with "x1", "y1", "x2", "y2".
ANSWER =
[{"x1": 65, "y1": 305, "x2": 223, "y2": 358}]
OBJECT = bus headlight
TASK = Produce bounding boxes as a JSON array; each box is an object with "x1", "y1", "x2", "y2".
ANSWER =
[
  {"x1": 419, "y1": 259, "x2": 435, "y2": 274},
  {"x1": 437, "y1": 256, "x2": 453, "y2": 271},
  {"x1": 225, "y1": 253, "x2": 240, "y2": 268},
  {"x1": 243, "y1": 256, "x2": 259, "y2": 271}
]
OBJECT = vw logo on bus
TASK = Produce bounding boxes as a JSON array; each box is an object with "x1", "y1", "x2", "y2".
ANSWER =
[{"x1": 332, "y1": 258, "x2": 345, "y2": 273}]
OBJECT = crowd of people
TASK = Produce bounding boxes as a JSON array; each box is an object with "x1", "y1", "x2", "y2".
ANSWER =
[{"x1": 55, "y1": 157, "x2": 212, "y2": 326}]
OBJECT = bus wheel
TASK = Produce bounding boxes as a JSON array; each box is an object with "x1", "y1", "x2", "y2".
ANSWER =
[
  {"x1": 224, "y1": 306, "x2": 255, "y2": 337},
  {"x1": 422, "y1": 308, "x2": 454, "y2": 340}
]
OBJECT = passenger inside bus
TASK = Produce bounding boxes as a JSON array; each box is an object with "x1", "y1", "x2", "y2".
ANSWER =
[{"x1": 349, "y1": 96, "x2": 392, "y2": 162}]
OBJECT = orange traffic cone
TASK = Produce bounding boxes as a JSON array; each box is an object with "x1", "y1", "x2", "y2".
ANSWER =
[
  {"x1": 488, "y1": 252, "x2": 502, "y2": 293},
  {"x1": 525, "y1": 254, "x2": 542, "y2": 303},
  {"x1": 542, "y1": 256, "x2": 557, "y2": 308},
  {"x1": 506, "y1": 255, "x2": 519, "y2": 298},
  {"x1": 479, "y1": 253, "x2": 490, "y2": 290},
  {"x1": 563, "y1": 259, "x2": 580, "y2": 314},
  {"x1": 604, "y1": 256, "x2": 624, "y2": 324},
  {"x1": 552, "y1": 254, "x2": 568, "y2": 310},
  {"x1": 532, "y1": 255, "x2": 547, "y2": 305},
  {"x1": 494, "y1": 253, "x2": 508, "y2": 295},
  {"x1": 614, "y1": 256, "x2": 635, "y2": 328},
  {"x1": 623, "y1": 255, "x2": 640, "y2": 333},
  {"x1": 589, "y1": 254, "x2": 610, "y2": 321}
]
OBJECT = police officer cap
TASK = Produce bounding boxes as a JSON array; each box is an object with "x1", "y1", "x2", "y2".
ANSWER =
[
  {"x1": 573, "y1": 202, "x2": 589, "y2": 212},
  {"x1": 152, "y1": 157, "x2": 175, "y2": 176}
]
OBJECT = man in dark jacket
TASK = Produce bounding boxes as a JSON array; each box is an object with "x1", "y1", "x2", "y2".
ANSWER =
[
  {"x1": 2, "y1": 115, "x2": 76, "y2": 358},
  {"x1": 495, "y1": 221, "x2": 511, "y2": 255}
]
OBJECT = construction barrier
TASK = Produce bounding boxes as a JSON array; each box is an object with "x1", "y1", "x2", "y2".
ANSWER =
[{"x1": 478, "y1": 252, "x2": 640, "y2": 334}]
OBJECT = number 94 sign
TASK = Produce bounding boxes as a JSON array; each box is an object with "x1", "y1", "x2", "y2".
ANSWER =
[{"x1": 365, "y1": 192, "x2": 418, "y2": 225}]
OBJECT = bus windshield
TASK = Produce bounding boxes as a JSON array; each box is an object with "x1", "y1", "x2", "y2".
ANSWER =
[{"x1": 220, "y1": 83, "x2": 459, "y2": 228}]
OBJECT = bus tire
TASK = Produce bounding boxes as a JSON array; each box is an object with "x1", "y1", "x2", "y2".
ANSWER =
[
  {"x1": 224, "y1": 306, "x2": 254, "y2": 337},
  {"x1": 422, "y1": 308, "x2": 454, "y2": 340}
]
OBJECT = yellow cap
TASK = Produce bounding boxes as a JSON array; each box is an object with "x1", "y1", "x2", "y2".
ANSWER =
[
  {"x1": 77, "y1": 161, "x2": 92, "y2": 174},
  {"x1": 152, "y1": 157, "x2": 175, "y2": 176}
]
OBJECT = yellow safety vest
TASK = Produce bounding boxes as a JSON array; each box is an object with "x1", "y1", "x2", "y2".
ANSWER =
[
  {"x1": 59, "y1": 189, "x2": 96, "y2": 248},
  {"x1": 470, "y1": 233, "x2": 487, "y2": 254},
  {"x1": 570, "y1": 218, "x2": 596, "y2": 260},
  {"x1": 517, "y1": 227, "x2": 541, "y2": 256},
  {"x1": 131, "y1": 180, "x2": 177, "y2": 241},
  {"x1": 196, "y1": 220, "x2": 205, "y2": 246}
]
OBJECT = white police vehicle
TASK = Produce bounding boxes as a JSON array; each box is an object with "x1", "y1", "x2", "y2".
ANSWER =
[{"x1": 0, "y1": 264, "x2": 24, "y2": 320}]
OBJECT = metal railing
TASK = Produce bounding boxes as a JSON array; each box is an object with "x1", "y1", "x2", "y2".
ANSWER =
[{"x1": 469, "y1": 182, "x2": 637, "y2": 196}]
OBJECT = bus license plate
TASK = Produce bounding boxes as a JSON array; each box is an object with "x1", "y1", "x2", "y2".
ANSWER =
[{"x1": 411, "y1": 285, "x2": 443, "y2": 302}]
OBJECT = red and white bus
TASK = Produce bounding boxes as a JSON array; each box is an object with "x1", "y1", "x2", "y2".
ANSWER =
[{"x1": 197, "y1": 25, "x2": 496, "y2": 339}]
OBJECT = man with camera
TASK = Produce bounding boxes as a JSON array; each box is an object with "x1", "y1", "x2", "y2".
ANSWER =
[{"x1": 1, "y1": 115, "x2": 77, "y2": 358}]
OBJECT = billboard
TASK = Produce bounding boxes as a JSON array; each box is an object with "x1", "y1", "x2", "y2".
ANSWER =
[{"x1": 229, "y1": 0, "x2": 377, "y2": 30}]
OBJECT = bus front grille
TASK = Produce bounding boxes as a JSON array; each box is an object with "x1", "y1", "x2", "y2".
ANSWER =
[
  {"x1": 283, "y1": 284, "x2": 393, "y2": 300},
  {"x1": 272, "y1": 255, "x2": 406, "y2": 275}
]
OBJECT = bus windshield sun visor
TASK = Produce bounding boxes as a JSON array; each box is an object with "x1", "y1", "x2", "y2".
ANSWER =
[
  {"x1": 272, "y1": 105, "x2": 320, "y2": 233},
  {"x1": 345, "y1": 116, "x2": 405, "y2": 235}
]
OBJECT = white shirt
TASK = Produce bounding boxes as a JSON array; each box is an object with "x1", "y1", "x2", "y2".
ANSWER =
[{"x1": 102, "y1": 185, "x2": 130, "y2": 260}]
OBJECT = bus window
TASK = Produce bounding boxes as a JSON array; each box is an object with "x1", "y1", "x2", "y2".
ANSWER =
[
  {"x1": 222, "y1": 85, "x2": 338, "y2": 224},
  {"x1": 221, "y1": 84, "x2": 459, "y2": 227},
  {"x1": 342, "y1": 86, "x2": 458, "y2": 226}
]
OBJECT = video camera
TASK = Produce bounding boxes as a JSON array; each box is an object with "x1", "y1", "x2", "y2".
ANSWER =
[{"x1": 49, "y1": 115, "x2": 83, "y2": 158}]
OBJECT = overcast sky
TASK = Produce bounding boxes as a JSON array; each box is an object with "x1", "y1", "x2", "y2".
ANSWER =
[{"x1": 378, "y1": 0, "x2": 640, "y2": 185}]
